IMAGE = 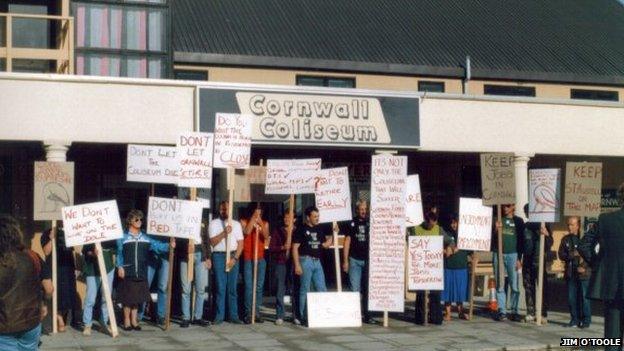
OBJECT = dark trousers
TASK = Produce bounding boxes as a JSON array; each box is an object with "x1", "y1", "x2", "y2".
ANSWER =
[
  {"x1": 567, "y1": 278, "x2": 591, "y2": 324},
  {"x1": 604, "y1": 299, "x2": 624, "y2": 351},
  {"x1": 274, "y1": 263, "x2": 286, "y2": 319},
  {"x1": 415, "y1": 291, "x2": 442, "y2": 325},
  {"x1": 522, "y1": 263, "x2": 549, "y2": 317}
]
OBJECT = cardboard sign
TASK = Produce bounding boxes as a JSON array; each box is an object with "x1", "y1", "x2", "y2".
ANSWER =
[
  {"x1": 213, "y1": 113, "x2": 252, "y2": 169},
  {"x1": 458, "y1": 197, "x2": 493, "y2": 251},
  {"x1": 407, "y1": 236, "x2": 444, "y2": 291},
  {"x1": 147, "y1": 197, "x2": 203, "y2": 242},
  {"x1": 234, "y1": 166, "x2": 287, "y2": 203},
  {"x1": 126, "y1": 144, "x2": 178, "y2": 184},
  {"x1": 306, "y1": 292, "x2": 362, "y2": 328},
  {"x1": 62, "y1": 200, "x2": 123, "y2": 247},
  {"x1": 529, "y1": 169, "x2": 561, "y2": 223},
  {"x1": 265, "y1": 158, "x2": 322, "y2": 194},
  {"x1": 564, "y1": 162, "x2": 602, "y2": 217},
  {"x1": 405, "y1": 174, "x2": 424, "y2": 227},
  {"x1": 480, "y1": 153, "x2": 515, "y2": 205},
  {"x1": 313, "y1": 167, "x2": 352, "y2": 223},
  {"x1": 177, "y1": 132, "x2": 214, "y2": 188},
  {"x1": 368, "y1": 154, "x2": 407, "y2": 312},
  {"x1": 34, "y1": 161, "x2": 75, "y2": 221}
]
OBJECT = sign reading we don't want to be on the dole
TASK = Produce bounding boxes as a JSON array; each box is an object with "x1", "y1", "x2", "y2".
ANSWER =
[{"x1": 62, "y1": 200, "x2": 123, "y2": 247}]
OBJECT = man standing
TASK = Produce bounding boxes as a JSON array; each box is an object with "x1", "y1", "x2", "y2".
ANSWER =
[
  {"x1": 342, "y1": 200, "x2": 372, "y2": 323},
  {"x1": 268, "y1": 211, "x2": 295, "y2": 325},
  {"x1": 241, "y1": 206, "x2": 270, "y2": 324},
  {"x1": 579, "y1": 183, "x2": 624, "y2": 350},
  {"x1": 492, "y1": 203, "x2": 525, "y2": 322},
  {"x1": 209, "y1": 201, "x2": 244, "y2": 324},
  {"x1": 292, "y1": 206, "x2": 333, "y2": 326},
  {"x1": 559, "y1": 216, "x2": 591, "y2": 328}
]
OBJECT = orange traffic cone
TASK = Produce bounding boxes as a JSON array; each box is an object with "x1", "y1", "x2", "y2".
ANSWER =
[{"x1": 487, "y1": 277, "x2": 498, "y2": 312}]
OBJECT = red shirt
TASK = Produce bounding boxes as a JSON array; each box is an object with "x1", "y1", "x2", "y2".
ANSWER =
[{"x1": 240, "y1": 218, "x2": 268, "y2": 261}]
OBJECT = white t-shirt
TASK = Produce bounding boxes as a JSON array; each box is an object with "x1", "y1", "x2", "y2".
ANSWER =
[{"x1": 208, "y1": 218, "x2": 244, "y2": 252}]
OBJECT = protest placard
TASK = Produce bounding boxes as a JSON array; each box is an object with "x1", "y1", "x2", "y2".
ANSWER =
[
  {"x1": 529, "y1": 169, "x2": 561, "y2": 223},
  {"x1": 307, "y1": 292, "x2": 362, "y2": 328},
  {"x1": 177, "y1": 132, "x2": 214, "y2": 188},
  {"x1": 213, "y1": 113, "x2": 252, "y2": 169},
  {"x1": 564, "y1": 162, "x2": 602, "y2": 217},
  {"x1": 61, "y1": 200, "x2": 123, "y2": 247},
  {"x1": 480, "y1": 153, "x2": 515, "y2": 205},
  {"x1": 368, "y1": 154, "x2": 407, "y2": 312},
  {"x1": 127, "y1": 144, "x2": 178, "y2": 184},
  {"x1": 265, "y1": 158, "x2": 322, "y2": 194},
  {"x1": 313, "y1": 167, "x2": 352, "y2": 223},
  {"x1": 234, "y1": 166, "x2": 287, "y2": 203},
  {"x1": 405, "y1": 174, "x2": 424, "y2": 227},
  {"x1": 457, "y1": 197, "x2": 493, "y2": 251},
  {"x1": 147, "y1": 197, "x2": 203, "y2": 242},
  {"x1": 34, "y1": 161, "x2": 74, "y2": 221},
  {"x1": 407, "y1": 236, "x2": 444, "y2": 291}
]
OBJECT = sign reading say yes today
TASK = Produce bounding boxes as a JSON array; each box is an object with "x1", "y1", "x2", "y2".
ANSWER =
[
  {"x1": 213, "y1": 113, "x2": 252, "y2": 169},
  {"x1": 62, "y1": 200, "x2": 123, "y2": 247},
  {"x1": 147, "y1": 197, "x2": 203, "y2": 243}
]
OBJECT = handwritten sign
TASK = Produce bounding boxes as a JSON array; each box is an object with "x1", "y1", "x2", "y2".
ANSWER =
[
  {"x1": 306, "y1": 292, "x2": 362, "y2": 328},
  {"x1": 177, "y1": 132, "x2": 214, "y2": 188},
  {"x1": 407, "y1": 236, "x2": 444, "y2": 291},
  {"x1": 368, "y1": 154, "x2": 407, "y2": 312},
  {"x1": 62, "y1": 200, "x2": 123, "y2": 247},
  {"x1": 34, "y1": 161, "x2": 74, "y2": 221},
  {"x1": 564, "y1": 162, "x2": 602, "y2": 217},
  {"x1": 313, "y1": 167, "x2": 352, "y2": 223},
  {"x1": 126, "y1": 144, "x2": 178, "y2": 184},
  {"x1": 234, "y1": 166, "x2": 287, "y2": 203},
  {"x1": 529, "y1": 169, "x2": 561, "y2": 223},
  {"x1": 405, "y1": 174, "x2": 424, "y2": 227},
  {"x1": 147, "y1": 197, "x2": 203, "y2": 242},
  {"x1": 265, "y1": 159, "x2": 322, "y2": 194},
  {"x1": 213, "y1": 113, "x2": 252, "y2": 169},
  {"x1": 458, "y1": 197, "x2": 492, "y2": 251},
  {"x1": 480, "y1": 153, "x2": 515, "y2": 205}
]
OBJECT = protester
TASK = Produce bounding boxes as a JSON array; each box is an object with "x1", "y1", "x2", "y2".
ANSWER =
[
  {"x1": 491, "y1": 203, "x2": 525, "y2": 322},
  {"x1": 268, "y1": 210, "x2": 295, "y2": 325},
  {"x1": 81, "y1": 242, "x2": 116, "y2": 335},
  {"x1": 209, "y1": 201, "x2": 244, "y2": 325},
  {"x1": 442, "y1": 214, "x2": 470, "y2": 321},
  {"x1": 0, "y1": 214, "x2": 52, "y2": 351},
  {"x1": 240, "y1": 205, "x2": 270, "y2": 324},
  {"x1": 116, "y1": 210, "x2": 172, "y2": 331},
  {"x1": 559, "y1": 216, "x2": 591, "y2": 328},
  {"x1": 292, "y1": 206, "x2": 333, "y2": 326},
  {"x1": 342, "y1": 200, "x2": 372, "y2": 324},
  {"x1": 143, "y1": 235, "x2": 170, "y2": 325},
  {"x1": 41, "y1": 224, "x2": 81, "y2": 332}
]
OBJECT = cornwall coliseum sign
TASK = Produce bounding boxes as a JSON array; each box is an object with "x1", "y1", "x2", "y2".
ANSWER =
[{"x1": 199, "y1": 87, "x2": 420, "y2": 149}]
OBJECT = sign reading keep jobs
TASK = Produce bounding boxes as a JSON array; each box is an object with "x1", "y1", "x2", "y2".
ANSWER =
[{"x1": 199, "y1": 87, "x2": 420, "y2": 149}]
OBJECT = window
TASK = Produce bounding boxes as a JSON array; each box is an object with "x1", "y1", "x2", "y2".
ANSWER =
[
  {"x1": 296, "y1": 75, "x2": 355, "y2": 88},
  {"x1": 571, "y1": 89, "x2": 619, "y2": 102},
  {"x1": 484, "y1": 84, "x2": 536, "y2": 97},
  {"x1": 174, "y1": 70, "x2": 208, "y2": 81},
  {"x1": 418, "y1": 81, "x2": 445, "y2": 93},
  {"x1": 12, "y1": 59, "x2": 55, "y2": 73}
]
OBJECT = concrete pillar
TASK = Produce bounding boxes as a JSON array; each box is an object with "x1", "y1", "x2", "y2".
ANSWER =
[
  {"x1": 514, "y1": 152, "x2": 533, "y2": 220},
  {"x1": 43, "y1": 141, "x2": 70, "y2": 162}
]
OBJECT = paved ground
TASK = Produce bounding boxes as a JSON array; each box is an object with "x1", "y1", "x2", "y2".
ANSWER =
[{"x1": 40, "y1": 302, "x2": 603, "y2": 351}]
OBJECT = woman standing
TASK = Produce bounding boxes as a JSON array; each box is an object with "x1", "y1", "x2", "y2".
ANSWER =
[{"x1": 442, "y1": 215, "x2": 470, "y2": 321}]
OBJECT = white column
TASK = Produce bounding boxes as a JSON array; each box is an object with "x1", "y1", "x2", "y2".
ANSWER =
[
  {"x1": 514, "y1": 152, "x2": 533, "y2": 221},
  {"x1": 43, "y1": 141, "x2": 70, "y2": 161}
]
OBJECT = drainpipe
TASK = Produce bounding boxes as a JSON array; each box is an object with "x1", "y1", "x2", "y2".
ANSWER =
[{"x1": 463, "y1": 55, "x2": 471, "y2": 94}]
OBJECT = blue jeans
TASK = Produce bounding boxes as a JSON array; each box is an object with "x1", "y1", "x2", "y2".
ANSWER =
[
  {"x1": 274, "y1": 263, "x2": 287, "y2": 319},
  {"x1": 213, "y1": 252, "x2": 240, "y2": 322},
  {"x1": 244, "y1": 258, "x2": 266, "y2": 318},
  {"x1": 299, "y1": 256, "x2": 327, "y2": 321},
  {"x1": 493, "y1": 252, "x2": 519, "y2": 315},
  {"x1": 180, "y1": 251, "x2": 209, "y2": 321},
  {"x1": 83, "y1": 270, "x2": 115, "y2": 327},
  {"x1": 0, "y1": 324, "x2": 41, "y2": 351},
  {"x1": 568, "y1": 278, "x2": 591, "y2": 324},
  {"x1": 141, "y1": 255, "x2": 169, "y2": 320},
  {"x1": 349, "y1": 257, "x2": 370, "y2": 318}
]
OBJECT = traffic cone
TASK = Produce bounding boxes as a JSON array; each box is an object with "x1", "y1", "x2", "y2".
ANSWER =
[{"x1": 487, "y1": 277, "x2": 498, "y2": 312}]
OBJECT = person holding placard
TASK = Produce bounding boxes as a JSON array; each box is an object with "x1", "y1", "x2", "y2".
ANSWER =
[
  {"x1": 81, "y1": 242, "x2": 116, "y2": 336},
  {"x1": 292, "y1": 206, "x2": 333, "y2": 326},
  {"x1": 209, "y1": 201, "x2": 244, "y2": 325},
  {"x1": 442, "y1": 215, "x2": 471, "y2": 321},
  {"x1": 269, "y1": 210, "x2": 296, "y2": 325},
  {"x1": 241, "y1": 205, "x2": 270, "y2": 324},
  {"x1": 342, "y1": 200, "x2": 372, "y2": 324},
  {"x1": 116, "y1": 210, "x2": 173, "y2": 331},
  {"x1": 491, "y1": 203, "x2": 525, "y2": 322}
]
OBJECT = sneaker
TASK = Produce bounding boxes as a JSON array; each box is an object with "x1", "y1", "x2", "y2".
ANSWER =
[
  {"x1": 244, "y1": 317, "x2": 252, "y2": 325},
  {"x1": 157, "y1": 317, "x2": 165, "y2": 326},
  {"x1": 275, "y1": 318, "x2": 284, "y2": 325},
  {"x1": 180, "y1": 320, "x2": 190, "y2": 328},
  {"x1": 192, "y1": 319, "x2": 210, "y2": 327},
  {"x1": 523, "y1": 314, "x2": 535, "y2": 323},
  {"x1": 579, "y1": 322, "x2": 591, "y2": 329},
  {"x1": 566, "y1": 320, "x2": 579, "y2": 328},
  {"x1": 293, "y1": 318, "x2": 302, "y2": 326},
  {"x1": 82, "y1": 326, "x2": 91, "y2": 336},
  {"x1": 508, "y1": 313, "x2": 521, "y2": 322},
  {"x1": 495, "y1": 313, "x2": 507, "y2": 321}
]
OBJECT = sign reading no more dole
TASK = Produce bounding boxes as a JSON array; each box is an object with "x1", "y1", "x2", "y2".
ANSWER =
[
  {"x1": 147, "y1": 197, "x2": 203, "y2": 243},
  {"x1": 457, "y1": 197, "x2": 492, "y2": 251},
  {"x1": 480, "y1": 153, "x2": 515, "y2": 206},
  {"x1": 62, "y1": 200, "x2": 123, "y2": 247}
]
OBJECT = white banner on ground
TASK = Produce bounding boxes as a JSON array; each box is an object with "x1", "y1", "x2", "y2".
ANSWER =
[
  {"x1": 457, "y1": 197, "x2": 493, "y2": 251},
  {"x1": 177, "y1": 132, "x2": 214, "y2": 188},
  {"x1": 34, "y1": 161, "x2": 75, "y2": 221},
  {"x1": 564, "y1": 162, "x2": 602, "y2": 217},
  {"x1": 368, "y1": 154, "x2": 407, "y2": 312},
  {"x1": 265, "y1": 158, "x2": 322, "y2": 194},
  {"x1": 306, "y1": 292, "x2": 362, "y2": 328},
  {"x1": 147, "y1": 197, "x2": 203, "y2": 242},
  {"x1": 407, "y1": 236, "x2": 444, "y2": 291},
  {"x1": 529, "y1": 168, "x2": 562, "y2": 223},
  {"x1": 313, "y1": 167, "x2": 352, "y2": 223},
  {"x1": 127, "y1": 144, "x2": 178, "y2": 184},
  {"x1": 62, "y1": 200, "x2": 123, "y2": 247},
  {"x1": 213, "y1": 113, "x2": 252, "y2": 169},
  {"x1": 405, "y1": 174, "x2": 424, "y2": 227}
]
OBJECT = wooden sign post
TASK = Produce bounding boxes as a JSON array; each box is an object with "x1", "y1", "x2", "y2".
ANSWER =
[
  {"x1": 51, "y1": 220, "x2": 58, "y2": 334},
  {"x1": 95, "y1": 242, "x2": 119, "y2": 337}
]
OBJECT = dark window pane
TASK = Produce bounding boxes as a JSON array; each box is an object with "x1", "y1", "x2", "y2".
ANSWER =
[
  {"x1": 12, "y1": 59, "x2": 55, "y2": 73},
  {"x1": 0, "y1": 59, "x2": 5, "y2": 71},
  {"x1": 327, "y1": 78, "x2": 355, "y2": 88},
  {"x1": 418, "y1": 81, "x2": 445, "y2": 93},
  {"x1": 297, "y1": 76, "x2": 325, "y2": 86},
  {"x1": 297, "y1": 75, "x2": 355, "y2": 88},
  {"x1": 571, "y1": 89, "x2": 619, "y2": 102},
  {"x1": 484, "y1": 84, "x2": 536, "y2": 97},
  {"x1": 174, "y1": 70, "x2": 207, "y2": 81},
  {"x1": 0, "y1": 17, "x2": 5, "y2": 47},
  {"x1": 9, "y1": 4, "x2": 51, "y2": 49}
]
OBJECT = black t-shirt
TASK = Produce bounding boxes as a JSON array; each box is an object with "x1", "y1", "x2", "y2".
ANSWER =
[
  {"x1": 347, "y1": 217, "x2": 369, "y2": 261},
  {"x1": 293, "y1": 224, "x2": 327, "y2": 259},
  {"x1": 41, "y1": 228, "x2": 75, "y2": 269}
]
